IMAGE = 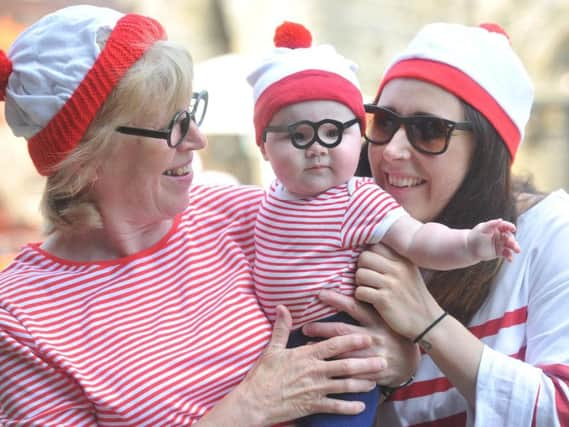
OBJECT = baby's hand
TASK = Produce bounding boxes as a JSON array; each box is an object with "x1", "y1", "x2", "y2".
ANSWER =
[{"x1": 468, "y1": 219, "x2": 521, "y2": 262}]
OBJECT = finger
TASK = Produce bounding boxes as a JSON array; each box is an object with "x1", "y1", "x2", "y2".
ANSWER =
[
  {"x1": 267, "y1": 305, "x2": 292, "y2": 350},
  {"x1": 315, "y1": 396, "x2": 366, "y2": 415},
  {"x1": 302, "y1": 319, "x2": 358, "y2": 339},
  {"x1": 311, "y1": 334, "x2": 372, "y2": 360},
  {"x1": 478, "y1": 218, "x2": 503, "y2": 234},
  {"x1": 354, "y1": 286, "x2": 385, "y2": 309},
  {"x1": 317, "y1": 290, "x2": 378, "y2": 325},
  {"x1": 325, "y1": 357, "x2": 386, "y2": 378},
  {"x1": 355, "y1": 267, "x2": 384, "y2": 290},
  {"x1": 497, "y1": 220, "x2": 516, "y2": 233},
  {"x1": 368, "y1": 242, "x2": 401, "y2": 259},
  {"x1": 358, "y1": 243, "x2": 403, "y2": 272},
  {"x1": 327, "y1": 378, "x2": 377, "y2": 395},
  {"x1": 502, "y1": 247, "x2": 515, "y2": 261},
  {"x1": 505, "y1": 235, "x2": 521, "y2": 253}
]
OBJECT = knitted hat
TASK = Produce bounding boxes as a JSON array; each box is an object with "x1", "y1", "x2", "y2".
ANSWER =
[
  {"x1": 376, "y1": 22, "x2": 534, "y2": 160},
  {"x1": 247, "y1": 21, "x2": 366, "y2": 146},
  {"x1": 0, "y1": 5, "x2": 167, "y2": 176}
]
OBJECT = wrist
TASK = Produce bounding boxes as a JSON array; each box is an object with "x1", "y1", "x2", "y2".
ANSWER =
[
  {"x1": 413, "y1": 311, "x2": 449, "y2": 351},
  {"x1": 204, "y1": 380, "x2": 267, "y2": 427},
  {"x1": 380, "y1": 375, "x2": 414, "y2": 401},
  {"x1": 413, "y1": 312, "x2": 447, "y2": 343},
  {"x1": 234, "y1": 381, "x2": 269, "y2": 427}
]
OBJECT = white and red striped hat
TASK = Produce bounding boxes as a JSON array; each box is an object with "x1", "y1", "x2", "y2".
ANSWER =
[
  {"x1": 0, "y1": 5, "x2": 167, "y2": 176},
  {"x1": 247, "y1": 21, "x2": 366, "y2": 146},
  {"x1": 376, "y1": 22, "x2": 534, "y2": 160}
]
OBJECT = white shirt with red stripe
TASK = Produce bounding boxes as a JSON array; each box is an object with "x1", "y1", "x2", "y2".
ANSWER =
[
  {"x1": 0, "y1": 184, "x2": 273, "y2": 427},
  {"x1": 378, "y1": 190, "x2": 569, "y2": 427},
  {"x1": 254, "y1": 177, "x2": 406, "y2": 329}
]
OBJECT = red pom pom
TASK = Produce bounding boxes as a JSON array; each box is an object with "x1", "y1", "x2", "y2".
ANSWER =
[
  {"x1": 0, "y1": 50, "x2": 13, "y2": 101},
  {"x1": 479, "y1": 23, "x2": 511, "y2": 43},
  {"x1": 274, "y1": 21, "x2": 312, "y2": 49}
]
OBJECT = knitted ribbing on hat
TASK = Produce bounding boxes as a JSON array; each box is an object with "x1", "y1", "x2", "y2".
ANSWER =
[
  {"x1": 23, "y1": 14, "x2": 166, "y2": 176},
  {"x1": 0, "y1": 51, "x2": 12, "y2": 101}
]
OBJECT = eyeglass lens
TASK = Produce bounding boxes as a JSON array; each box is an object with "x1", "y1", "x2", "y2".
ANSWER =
[
  {"x1": 170, "y1": 111, "x2": 191, "y2": 147},
  {"x1": 190, "y1": 91, "x2": 208, "y2": 127},
  {"x1": 264, "y1": 118, "x2": 358, "y2": 149},
  {"x1": 365, "y1": 106, "x2": 457, "y2": 154},
  {"x1": 291, "y1": 120, "x2": 346, "y2": 148},
  {"x1": 168, "y1": 91, "x2": 209, "y2": 147}
]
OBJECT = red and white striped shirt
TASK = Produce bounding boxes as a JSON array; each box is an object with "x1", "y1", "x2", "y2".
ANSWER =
[
  {"x1": 0, "y1": 184, "x2": 272, "y2": 427},
  {"x1": 378, "y1": 190, "x2": 569, "y2": 427},
  {"x1": 254, "y1": 177, "x2": 405, "y2": 329}
]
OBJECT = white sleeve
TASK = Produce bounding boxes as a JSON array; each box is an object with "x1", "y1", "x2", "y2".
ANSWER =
[
  {"x1": 474, "y1": 346, "x2": 543, "y2": 426},
  {"x1": 473, "y1": 193, "x2": 569, "y2": 427}
]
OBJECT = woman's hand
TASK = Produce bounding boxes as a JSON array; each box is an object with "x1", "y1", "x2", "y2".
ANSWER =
[
  {"x1": 355, "y1": 243, "x2": 443, "y2": 341},
  {"x1": 302, "y1": 290, "x2": 420, "y2": 388},
  {"x1": 221, "y1": 305, "x2": 385, "y2": 427}
]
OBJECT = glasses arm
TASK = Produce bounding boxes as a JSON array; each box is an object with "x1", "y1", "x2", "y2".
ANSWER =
[
  {"x1": 191, "y1": 90, "x2": 209, "y2": 126},
  {"x1": 453, "y1": 122, "x2": 473, "y2": 131},
  {"x1": 115, "y1": 126, "x2": 169, "y2": 139}
]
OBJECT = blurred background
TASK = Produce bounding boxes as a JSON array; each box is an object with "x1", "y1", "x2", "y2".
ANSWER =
[{"x1": 1, "y1": 0, "x2": 568, "y2": 266}]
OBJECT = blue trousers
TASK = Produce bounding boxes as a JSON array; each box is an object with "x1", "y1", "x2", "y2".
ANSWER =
[{"x1": 287, "y1": 312, "x2": 380, "y2": 427}]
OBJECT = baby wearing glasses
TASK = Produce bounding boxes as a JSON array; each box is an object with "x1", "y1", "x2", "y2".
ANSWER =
[{"x1": 247, "y1": 22, "x2": 519, "y2": 427}]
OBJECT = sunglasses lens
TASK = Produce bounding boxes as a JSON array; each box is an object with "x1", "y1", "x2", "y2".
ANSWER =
[
  {"x1": 171, "y1": 111, "x2": 191, "y2": 147},
  {"x1": 367, "y1": 109, "x2": 400, "y2": 144},
  {"x1": 408, "y1": 117, "x2": 449, "y2": 154}
]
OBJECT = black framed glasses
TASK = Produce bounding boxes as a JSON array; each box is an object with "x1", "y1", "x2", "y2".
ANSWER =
[
  {"x1": 263, "y1": 118, "x2": 359, "y2": 150},
  {"x1": 364, "y1": 104, "x2": 472, "y2": 155},
  {"x1": 115, "y1": 90, "x2": 209, "y2": 148}
]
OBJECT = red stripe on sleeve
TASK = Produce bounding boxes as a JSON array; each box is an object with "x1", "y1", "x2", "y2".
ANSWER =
[
  {"x1": 540, "y1": 364, "x2": 569, "y2": 426},
  {"x1": 469, "y1": 306, "x2": 527, "y2": 338}
]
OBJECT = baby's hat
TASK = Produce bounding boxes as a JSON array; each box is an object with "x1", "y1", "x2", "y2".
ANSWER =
[
  {"x1": 247, "y1": 21, "x2": 366, "y2": 146},
  {"x1": 0, "y1": 5, "x2": 166, "y2": 175}
]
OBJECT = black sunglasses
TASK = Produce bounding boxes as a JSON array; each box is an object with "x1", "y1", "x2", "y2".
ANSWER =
[
  {"x1": 263, "y1": 118, "x2": 359, "y2": 150},
  {"x1": 115, "y1": 90, "x2": 209, "y2": 148},
  {"x1": 364, "y1": 104, "x2": 472, "y2": 155}
]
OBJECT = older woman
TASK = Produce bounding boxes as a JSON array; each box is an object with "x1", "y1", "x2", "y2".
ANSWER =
[
  {"x1": 351, "y1": 22, "x2": 569, "y2": 426},
  {"x1": 0, "y1": 5, "x2": 417, "y2": 427}
]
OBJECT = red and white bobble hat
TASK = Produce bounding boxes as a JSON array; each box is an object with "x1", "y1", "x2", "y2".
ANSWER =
[
  {"x1": 0, "y1": 5, "x2": 167, "y2": 176},
  {"x1": 376, "y1": 22, "x2": 534, "y2": 161},
  {"x1": 247, "y1": 21, "x2": 366, "y2": 146}
]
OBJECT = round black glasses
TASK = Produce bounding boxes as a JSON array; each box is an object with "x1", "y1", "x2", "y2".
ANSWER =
[
  {"x1": 263, "y1": 118, "x2": 359, "y2": 150},
  {"x1": 115, "y1": 90, "x2": 209, "y2": 148},
  {"x1": 364, "y1": 104, "x2": 472, "y2": 155}
]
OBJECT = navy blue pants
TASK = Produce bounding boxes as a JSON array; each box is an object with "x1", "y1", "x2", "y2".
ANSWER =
[{"x1": 287, "y1": 312, "x2": 380, "y2": 427}]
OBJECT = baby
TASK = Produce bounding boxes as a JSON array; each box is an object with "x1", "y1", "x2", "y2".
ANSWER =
[{"x1": 247, "y1": 22, "x2": 519, "y2": 427}]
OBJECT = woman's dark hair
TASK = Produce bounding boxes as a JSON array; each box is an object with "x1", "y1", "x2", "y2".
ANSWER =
[
  {"x1": 425, "y1": 101, "x2": 517, "y2": 324},
  {"x1": 358, "y1": 101, "x2": 535, "y2": 324}
]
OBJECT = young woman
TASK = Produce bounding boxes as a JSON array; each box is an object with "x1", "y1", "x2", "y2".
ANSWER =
[{"x1": 353, "y1": 22, "x2": 569, "y2": 426}]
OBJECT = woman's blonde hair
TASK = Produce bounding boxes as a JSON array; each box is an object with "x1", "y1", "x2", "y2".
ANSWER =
[{"x1": 40, "y1": 39, "x2": 194, "y2": 234}]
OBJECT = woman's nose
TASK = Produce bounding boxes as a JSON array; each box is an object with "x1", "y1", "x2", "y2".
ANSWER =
[
  {"x1": 179, "y1": 121, "x2": 208, "y2": 151},
  {"x1": 381, "y1": 127, "x2": 411, "y2": 161}
]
